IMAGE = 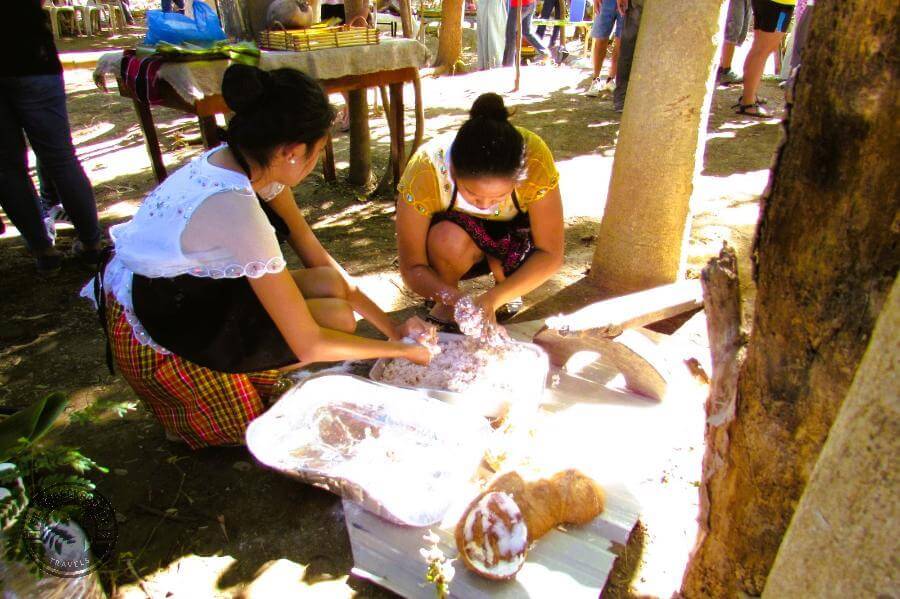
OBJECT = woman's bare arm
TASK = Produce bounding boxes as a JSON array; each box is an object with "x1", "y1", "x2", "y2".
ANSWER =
[
  {"x1": 479, "y1": 186, "x2": 565, "y2": 311},
  {"x1": 249, "y1": 268, "x2": 430, "y2": 365},
  {"x1": 265, "y1": 187, "x2": 407, "y2": 340},
  {"x1": 396, "y1": 198, "x2": 464, "y2": 305}
]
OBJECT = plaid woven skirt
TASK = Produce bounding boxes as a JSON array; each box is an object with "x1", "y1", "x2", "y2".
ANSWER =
[{"x1": 106, "y1": 296, "x2": 282, "y2": 449}]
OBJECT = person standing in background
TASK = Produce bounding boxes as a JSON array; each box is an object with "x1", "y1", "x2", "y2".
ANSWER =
[
  {"x1": 735, "y1": 0, "x2": 796, "y2": 116},
  {"x1": 611, "y1": 0, "x2": 642, "y2": 113},
  {"x1": 477, "y1": 0, "x2": 508, "y2": 69},
  {"x1": 716, "y1": 0, "x2": 752, "y2": 86},
  {"x1": 0, "y1": 0, "x2": 102, "y2": 272},
  {"x1": 535, "y1": 0, "x2": 563, "y2": 54},
  {"x1": 502, "y1": 0, "x2": 549, "y2": 66},
  {"x1": 585, "y1": 0, "x2": 623, "y2": 97}
]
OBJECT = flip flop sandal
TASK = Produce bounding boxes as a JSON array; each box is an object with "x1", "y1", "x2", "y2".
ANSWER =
[
  {"x1": 495, "y1": 297, "x2": 524, "y2": 323},
  {"x1": 734, "y1": 102, "x2": 771, "y2": 118}
]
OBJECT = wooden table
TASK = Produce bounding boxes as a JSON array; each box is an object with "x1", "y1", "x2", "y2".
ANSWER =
[{"x1": 117, "y1": 63, "x2": 422, "y2": 188}]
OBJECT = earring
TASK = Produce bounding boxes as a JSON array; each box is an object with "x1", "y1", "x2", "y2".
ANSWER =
[{"x1": 289, "y1": 158, "x2": 297, "y2": 164}]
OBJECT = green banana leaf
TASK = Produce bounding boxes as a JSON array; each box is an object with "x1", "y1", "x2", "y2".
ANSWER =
[
  {"x1": 136, "y1": 40, "x2": 261, "y2": 65},
  {"x1": 0, "y1": 393, "x2": 69, "y2": 462}
]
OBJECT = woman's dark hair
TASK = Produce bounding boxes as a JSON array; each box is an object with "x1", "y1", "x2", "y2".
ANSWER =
[
  {"x1": 450, "y1": 93, "x2": 525, "y2": 179},
  {"x1": 221, "y1": 64, "x2": 335, "y2": 167}
]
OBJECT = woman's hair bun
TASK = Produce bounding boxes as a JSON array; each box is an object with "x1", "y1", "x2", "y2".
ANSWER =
[
  {"x1": 222, "y1": 64, "x2": 271, "y2": 114},
  {"x1": 469, "y1": 92, "x2": 509, "y2": 122}
]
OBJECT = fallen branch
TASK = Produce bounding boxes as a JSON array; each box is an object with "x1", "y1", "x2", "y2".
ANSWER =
[{"x1": 696, "y1": 242, "x2": 746, "y2": 542}]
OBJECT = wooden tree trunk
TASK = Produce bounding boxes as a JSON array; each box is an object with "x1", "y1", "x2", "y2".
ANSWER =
[
  {"x1": 590, "y1": 0, "x2": 727, "y2": 293},
  {"x1": 763, "y1": 274, "x2": 899, "y2": 598},
  {"x1": 433, "y1": 0, "x2": 464, "y2": 74},
  {"x1": 682, "y1": 1, "x2": 900, "y2": 596}
]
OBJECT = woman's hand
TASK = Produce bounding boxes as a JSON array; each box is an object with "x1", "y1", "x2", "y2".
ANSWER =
[
  {"x1": 404, "y1": 342, "x2": 433, "y2": 366},
  {"x1": 474, "y1": 293, "x2": 498, "y2": 325},
  {"x1": 396, "y1": 315, "x2": 437, "y2": 343}
]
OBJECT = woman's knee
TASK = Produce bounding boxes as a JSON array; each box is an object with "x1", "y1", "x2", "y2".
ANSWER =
[
  {"x1": 309, "y1": 298, "x2": 356, "y2": 333},
  {"x1": 427, "y1": 221, "x2": 480, "y2": 267},
  {"x1": 294, "y1": 266, "x2": 349, "y2": 299}
]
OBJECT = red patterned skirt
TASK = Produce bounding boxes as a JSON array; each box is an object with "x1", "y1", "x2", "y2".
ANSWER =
[{"x1": 106, "y1": 296, "x2": 282, "y2": 449}]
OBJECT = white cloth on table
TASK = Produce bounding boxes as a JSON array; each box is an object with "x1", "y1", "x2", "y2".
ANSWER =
[
  {"x1": 477, "y1": 0, "x2": 508, "y2": 70},
  {"x1": 80, "y1": 147, "x2": 287, "y2": 354},
  {"x1": 94, "y1": 38, "x2": 430, "y2": 105}
]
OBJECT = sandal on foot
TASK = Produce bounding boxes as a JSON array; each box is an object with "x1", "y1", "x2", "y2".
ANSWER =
[
  {"x1": 495, "y1": 297, "x2": 524, "y2": 323},
  {"x1": 734, "y1": 102, "x2": 771, "y2": 117}
]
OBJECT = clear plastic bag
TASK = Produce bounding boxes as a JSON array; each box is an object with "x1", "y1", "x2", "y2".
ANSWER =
[
  {"x1": 144, "y1": 1, "x2": 227, "y2": 47},
  {"x1": 246, "y1": 374, "x2": 491, "y2": 526}
]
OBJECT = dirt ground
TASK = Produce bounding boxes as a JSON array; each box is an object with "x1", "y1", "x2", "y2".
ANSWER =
[{"x1": 0, "y1": 17, "x2": 786, "y2": 598}]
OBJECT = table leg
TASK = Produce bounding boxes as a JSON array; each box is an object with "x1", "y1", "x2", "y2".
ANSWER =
[
  {"x1": 323, "y1": 134, "x2": 336, "y2": 181},
  {"x1": 131, "y1": 96, "x2": 167, "y2": 183},
  {"x1": 389, "y1": 82, "x2": 405, "y2": 189},
  {"x1": 198, "y1": 115, "x2": 220, "y2": 148}
]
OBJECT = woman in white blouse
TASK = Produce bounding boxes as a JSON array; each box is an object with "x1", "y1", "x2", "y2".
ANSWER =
[{"x1": 84, "y1": 64, "x2": 433, "y2": 448}]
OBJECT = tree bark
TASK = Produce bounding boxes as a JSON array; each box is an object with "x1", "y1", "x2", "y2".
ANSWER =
[
  {"x1": 682, "y1": 1, "x2": 900, "y2": 596},
  {"x1": 590, "y1": 0, "x2": 727, "y2": 293},
  {"x1": 433, "y1": 0, "x2": 464, "y2": 74},
  {"x1": 763, "y1": 274, "x2": 899, "y2": 598}
]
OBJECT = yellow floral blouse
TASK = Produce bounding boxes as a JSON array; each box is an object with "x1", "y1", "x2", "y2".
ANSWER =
[{"x1": 397, "y1": 127, "x2": 559, "y2": 222}]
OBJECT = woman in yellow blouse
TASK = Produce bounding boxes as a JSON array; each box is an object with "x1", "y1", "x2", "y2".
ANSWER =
[{"x1": 396, "y1": 93, "x2": 564, "y2": 328}]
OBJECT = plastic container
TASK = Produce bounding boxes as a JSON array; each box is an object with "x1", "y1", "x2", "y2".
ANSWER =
[
  {"x1": 369, "y1": 332, "x2": 550, "y2": 418},
  {"x1": 246, "y1": 374, "x2": 491, "y2": 526}
]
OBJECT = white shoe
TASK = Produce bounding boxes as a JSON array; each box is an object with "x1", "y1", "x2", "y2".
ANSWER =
[
  {"x1": 585, "y1": 77, "x2": 603, "y2": 97},
  {"x1": 43, "y1": 216, "x2": 56, "y2": 245},
  {"x1": 603, "y1": 77, "x2": 616, "y2": 92}
]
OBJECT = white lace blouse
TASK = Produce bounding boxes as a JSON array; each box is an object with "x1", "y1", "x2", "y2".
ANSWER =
[{"x1": 81, "y1": 146, "x2": 288, "y2": 354}]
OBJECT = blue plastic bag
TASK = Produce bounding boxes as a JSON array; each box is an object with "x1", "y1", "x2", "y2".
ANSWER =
[{"x1": 145, "y1": 1, "x2": 227, "y2": 47}]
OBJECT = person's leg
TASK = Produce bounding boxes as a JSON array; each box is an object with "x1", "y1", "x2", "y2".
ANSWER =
[
  {"x1": 290, "y1": 266, "x2": 348, "y2": 300},
  {"x1": 608, "y1": 35, "x2": 620, "y2": 80},
  {"x1": 550, "y1": 0, "x2": 562, "y2": 47},
  {"x1": 613, "y1": 0, "x2": 643, "y2": 111},
  {"x1": 36, "y1": 160, "x2": 60, "y2": 212},
  {"x1": 740, "y1": 29, "x2": 784, "y2": 106},
  {"x1": 721, "y1": 42, "x2": 737, "y2": 70},
  {"x1": 0, "y1": 79, "x2": 56, "y2": 254},
  {"x1": 17, "y1": 74, "x2": 101, "y2": 249},
  {"x1": 502, "y1": 4, "x2": 520, "y2": 66},
  {"x1": 536, "y1": 0, "x2": 554, "y2": 39},
  {"x1": 587, "y1": 0, "x2": 615, "y2": 94},
  {"x1": 305, "y1": 298, "x2": 357, "y2": 332},
  {"x1": 592, "y1": 38, "x2": 611, "y2": 79},
  {"x1": 427, "y1": 220, "x2": 483, "y2": 320},
  {"x1": 720, "y1": 0, "x2": 743, "y2": 71},
  {"x1": 120, "y1": 0, "x2": 135, "y2": 24},
  {"x1": 521, "y1": 3, "x2": 547, "y2": 55}
]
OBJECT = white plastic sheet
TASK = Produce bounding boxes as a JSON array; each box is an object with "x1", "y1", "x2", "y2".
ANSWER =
[{"x1": 246, "y1": 374, "x2": 491, "y2": 526}]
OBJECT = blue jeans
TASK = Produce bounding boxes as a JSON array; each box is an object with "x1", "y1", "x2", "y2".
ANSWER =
[
  {"x1": 0, "y1": 74, "x2": 100, "y2": 250},
  {"x1": 502, "y1": 2, "x2": 547, "y2": 66},
  {"x1": 535, "y1": 0, "x2": 562, "y2": 48}
]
